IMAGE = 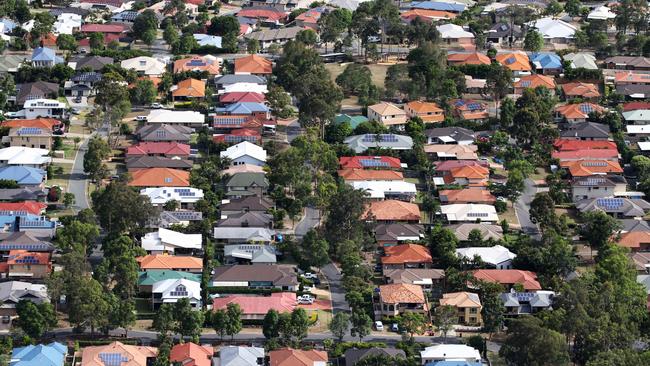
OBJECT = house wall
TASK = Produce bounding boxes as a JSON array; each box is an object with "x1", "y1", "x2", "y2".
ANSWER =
[
  {"x1": 7, "y1": 263, "x2": 50, "y2": 279},
  {"x1": 231, "y1": 156, "x2": 265, "y2": 167},
  {"x1": 9, "y1": 136, "x2": 53, "y2": 150},
  {"x1": 572, "y1": 183, "x2": 626, "y2": 201},
  {"x1": 457, "y1": 305, "x2": 482, "y2": 326}
]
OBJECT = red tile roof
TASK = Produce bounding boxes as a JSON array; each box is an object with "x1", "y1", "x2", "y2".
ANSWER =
[
  {"x1": 126, "y1": 142, "x2": 191, "y2": 157},
  {"x1": 269, "y1": 348, "x2": 328, "y2": 366},
  {"x1": 552, "y1": 149, "x2": 619, "y2": 161},
  {"x1": 338, "y1": 169, "x2": 404, "y2": 181},
  {"x1": 449, "y1": 165, "x2": 489, "y2": 179},
  {"x1": 170, "y1": 343, "x2": 213, "y2": 366},
  {"x1": 618, "y1": 231, "x2": 650, "y2": 250},
  {"x1": 339, "y1": 156, "x2": 402, "y2": 169},
  {"x1": 365, "y1": 200, "x2": 421, "y2": 222},
  {"x1": 7, "y1": 250, "x2": 50, "y2": 266},
  {"x1": 81, "y1": 23, "x2": 127, "y2": 33},
  {"x1": 472, "y1": 269, "x2": 542, "y2": 291},
  {"x1": 237, "y1": 8, "x2": 287, "y2": 22},
  {"x1": 561, "y1": 82, "x2": 600, "y2": 98},
  {"x1": 496, "y1": 53, "x2": 531, "y2": 71},
  {"x1": 555, "y1": 103, "x2": 605, "y2": 120},
  {"x1": 379, "y1": 283, "x2": 426, "y2": 304},
  {"x1": 514, "y1": 74, "x2": 556, "y2": 89},
  {"x1": 434, "y1": 160, "x2": 488, "y2": 172},
  {"x1": 439, "y1": 188, "x2": 496, "y2": 203},
  {"x1": 213, "y1": 292, "x2": 296, "y2": 316},
  {"x1": 0, "y1": 201, "x2": 47, "y2": 215},
  {"x1": 219, "y1": 92, "x2": 266, "y2": 104},
  {"x1": 553, "y1": 139, "x2": 617, "y2": 151},
  {"x1": 128, "y1": 168, "x2": 190, "y2": 187},
  {"x1": 563, "y1": 160, "x2": 623, "y2": 177},
  {"x1": 172, "y1": 78, "x2": 206, "y2": 98},
  {"x1": 381, "y1": 244, "x2": 432, "y2": 265},
  {"x1": 623, "y1": 101, "x2": 650, "y2": 112},
  {"x1": 0, "y1": 118, "x2": 62, "y2": 130},
  {"x1": 447, "y1": 52, "x2": 491, "y2": 65}
]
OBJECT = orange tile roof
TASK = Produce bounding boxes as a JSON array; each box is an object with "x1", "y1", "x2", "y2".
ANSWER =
[
  {"x1": 555, "y1": 103, "x2": 605, "y2": 119},
  {"x1": 338, "y1": 169, "x2": 404, "y2": 181},
  {"x1": 269, "y1": 348, "x2": 328, "y2": 366},
  {"x1": 618, "y1": 231, "x2": 650, "y2": 250},
  {"x1": 173, "y1": 56, "x2": 221, "y2": 75},
  {"x1": 379, "y1": 283, "x2": 426, "y2": 304},
  {"x1": 553, "y1": 139, "x2": 617, "y2": 151},
  {"x1": 449, "y1": 165, "x2": 489, "y2": 179},
  {"x1": 562, "y1": 82, "x2": 600, "y2": 98},
  {"x1": 496, "y1": 53, "x2": 531, "y2": 71},
  {"x1": 128, "y1": 168, "x2": 190, "y2": 187},
  {"x1": 365, "y1": 200, "x2": 421, "y2": 221},
  {"x1": 401, "y1": 9, "x2": 457, "y2": 20},
  {"x1": 170, "y1": 343, "x2": 213, "y2": 366},
  {"x1": 515, "y1": 74, "x2": 556, "y2": 89},
  {"x1": 439, "y1": 188, "x2": 496, "y2": 203},
  {"x1": 565, "y1": 160, "x2": 623, "y2": 177},
  {"x1": 7, "y1": 250, "x2": 50, "y2": 266},
  {"x1": 406, "y1": 101, "x2": 443, "y2": 113},
  {"x1": 382, "y1": 244, "x2": 432, "y2": 264},
  {"x1": 0, "y1": 201, "x2": 47, "y2": 215},
  {"x1": 172, "y1": 78, "x2": 206, "y2": 98},
  {"x1": 440, "y1": 291, "x2": 482, "y2": 308},
  {"x1": 235, "y1": 54, "x2": 273, "y2": 75},
  {"x1": 81, "y1": 341, "x2": 158, "y2": 366},
  {"x1": 137, "y1": 254, "x2": 203, "y2": 270},
  {"x1": 0, "y1": 118, "x2": 61, "y2": 130},
  {"x1": 472, "y1": 269, "x2": 542, "y2": 291},
  {"x1": 447, "y1": 52, "x2": 491, "y2": 65},
  {"x1": 553, "y1": 150, "x2": 619, "y2": 161},
  {"x1": 615, "y1": 71, "x2": 650, "y2": 84}
]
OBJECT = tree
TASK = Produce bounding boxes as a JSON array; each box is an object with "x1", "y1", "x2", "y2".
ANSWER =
[
  {"x1": 524, "y1": 29, "x2": 544, "y2": 51},
  {"x1": 530, "y1": 192, "x2": 558, "y2": 234},
  {"x1": 92, "y1": 180, "x2": 155, "y2": 234},
  {"x1": 350, "y1": 309, "x2": 372, "y2": 341},
  {"x1": 63, "y1": 192, "x2": 75, "y2": 208},
  {"x1": 83, "y1": 136, "x2": 111, "y2": 183},
  {"x1": 15, "y1": 301, "x2": 57, "y2": 339},
  {"x1": 429, "y1": 225, "x2": 459, "y2": 267},
  {"x1": 211, "y1": 309, "x2": 228, "y2": 339},
  {"x1": 398, "y1": 311, "x2": 426, "y2": 341},
  {"x1": 545, "y1": 0, "x2": 563, "y2": 16},
  {"x1": 294, "y1": 72, "x2": 343, "y2": 135},
  {"x1": 225, "y1": 302, "x2": 243, "y2": 340},
  {"x1": 56, "y1": 34, "x2": 78, "y2": 51},
  {"x1": 478, "y1": 281, "x2": 505, "y2": 335},
  {"x1": 434, "y1": 305, "x2": 456, "y2": 340},
  {"x1": 133, "y1": 10, "x2": 159, "y2": 43},
  {"x1": 163, "y1": 24, "x2": 179, "y2": 48},
  {"x1": 484, "y1": 63, "x2": 512, "y2": 118},
  {"x1": 262, "y1": 309, "x2": 280, "y2": 339},
  {"x1": 141, "y1": 28, "x2": 156, "y2": 47},
  {"x1": 89, "y1": 32, "x2": 104, "y2": 50},
  {"x1": 329, "y1": 312, "x2": 350, "y2": 342},
  {"x1": 319, "y1": 8, "x2": 352, "y2": 53},
  {"x1": 207, "y1": 15, "x2": 239, "y2": 52},
  {"x1": 323, "y1": 182, "x2": 371, "y2": 253},
  {"x1": 153, "y1": 335, "x2": 172, "y2": 366},
  {"x1": 296, "y1": 29, "x2": 318, "y2": 46},
  {"x1": 54, "y1": 219, "x2": 100, "y2": 255},
  {"x1": 586, "y1": 349, "x2": 650, "y2": 366},
  {"x1": 67, "y1": 277, "x2": 112, "y2": 334},
  {"x1": 499, "y1": 316, "x2": 570, "y2": 366},
  {"x1": 129, "y1": 79, "x2": 157, "y2": 105},
  {"x1": 173, "y1": 298, "x2": 204, "y2": 342},
  {"x1": 15, "y1": 0, "x2": 32, "y2": 23},
  {"x1": 266, "y1": 84, "x2": 294, "y2": 119},
  {"x1": 301, "y1": 229, "x2": 329, "y2": 271},
  {"x1": 504, "y1": 168, "x2": 525, "y2": 206},
  {"x1": 564, "y1": 0, "x2": 583, "y2": 16},
  {"x1": 580, "y1": 210, "x2": 622, "y2": 257},
  {"x1": 246, "y1": 38, "x2": 259, "y2": 54}
]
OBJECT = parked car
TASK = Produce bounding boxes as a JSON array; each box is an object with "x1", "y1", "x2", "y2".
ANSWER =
[
  {"x1": 74, "y1": 96, "x2": 82, "y2": 103},
  {"x1": 302, "y1": 285, "x2": 314, "y2": 293},
  {"x1": 302, "y1": 272, "x2": 318, "y2": 280},
  {"x1": 297, "y1": 295, "x2": 314, "y2": 304},
  {"x1": 135, "y1": 116, "x2": 147, "y2": 121},
  {"x1": 391, "y1": 323, "x2": 399, "y2": 332},
  {"x1": 4, "y1": 111, "x2": 19, "y2": 118},
  {"x1": 150, "y1": 103, "x2": 163, "y2": 109},
  {"x1": 374, "y1": 321, "x2": 384, "y2": 331},
  {"x1": 70, "y1": 108, "x2": 81, "y2": 115}
]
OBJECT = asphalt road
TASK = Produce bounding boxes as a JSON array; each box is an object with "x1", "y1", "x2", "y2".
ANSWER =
[
  {"x1": 321, "y1": 263, "x2": 350, "y2": 314},
  {"x1": 294, "y1": 207, "x2": 321, "y2": 238},
  {"x1": 514, "y1": 178, "x2": 541, "y2": 240},
  {"x1": 67, "y1": 128, "x2": 90, "y2": 211}
]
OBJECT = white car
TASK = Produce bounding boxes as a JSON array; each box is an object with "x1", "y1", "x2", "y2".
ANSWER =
[
  {"x1": 302, "y1": 272, "x2": 318, "y2": 280},
  {"x1": 297, "y1": 295, "x2": 314, "y2": 304},
  {"x1": 302, "y1": 285, "x2": 314, "y2": 293},
  {"x1": 135, "y1": 116, "x2": 147, "y2": 121},
  {"x1": 374, "y1": 321, "x2": 384, "y2": 331},
  {"x1": 150, "y1": 103, "x2": 163, "y2": 109}
]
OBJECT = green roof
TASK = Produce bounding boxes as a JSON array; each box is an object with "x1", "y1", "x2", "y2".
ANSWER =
[
  {"x1": 226, "y1": 172, "x2": 269, "y2": 188},
  {"x1": 334, "y1": 114, "x2": 369, "y2": 129},
  {"x1": 138, "y1": 270, "x2": 201, "y2": 286}
]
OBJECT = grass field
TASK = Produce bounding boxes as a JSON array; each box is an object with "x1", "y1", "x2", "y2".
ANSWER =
[{"x1": 324, "y1": 63, "x2": 391, "y2": 89}]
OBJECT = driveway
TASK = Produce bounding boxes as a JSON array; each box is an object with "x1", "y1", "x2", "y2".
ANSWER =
[
  {"x1": 294, "y1": 207, "x2": 320, "y2": 238},
  {"x1": 321, "y1": 263, "x2": 350, "y2": 314},
  {"x1": 514, "y1": 178, "x2": 541, "y2": 240}
]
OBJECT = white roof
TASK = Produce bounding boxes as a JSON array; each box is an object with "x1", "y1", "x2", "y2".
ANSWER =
[
  {"x1": 563, "y1": 52, "x2": 598, "y2": 70},
  {"x1": 141, "y1": 228, "x2": 202, "y2": 252},
  {"x1": 437, "y1": 23, "x2": 474, "y2": 39},
  {"x1": 440, "y1": 204, "x2": 499, "y2": 222},
  {"x1": 140, "y1": 187, "x2": 204, "y2": 205},
  {"x1": 482, "y1": 2, "x2": 509, "y2": 13},
  {"x1": 420, "y1": 344, "x2": 481, "y2": 362},
  {"x1": 146, "y1": 109, "x2": 205, "y2": 124},
  {"x1": 0, "y1": 146, "x2": 51, "y2": 166},
  {"x1": 120, "y1": 56, "x2": 167, "y2": 75},
  {"x1": 529, "y1": 17, "x2": 576, "y2": 39},
  {"x1": 588, "y1": 6, "x2": 616, "y2": 20},
  {"x1": 456, "y1": 245, "x2": 516, "y2": 266},
  {"x1": 639, "y1": 142, "x2": 650, "y2": 151},
  {"x1": 627, "y1": 125, "x2": 650, "y2": 134},
  {"x1": 53, "y1": 14, "x2": 82, "y2": 35},
  {"x1": 152, "y1": 278, "x2": 201, "y2": 300},
  {"x1": 212, "y1": 227, "x2": 275, "y2": 242},
  {"x1": 219, "y1": 346, "x2": 265, "y2": 366},
  {"x1": 623, "y1": 110, "x2": 650, "y2": 122},
  {"x1": 350, "y1": 180, "x2": 417, "y2": 199},
  {"x1": 220, "y1": 141, "x2": 267, "y2": 163},
  {"x1": 23, "y1": 98, "x2": 66, "y2": 109}
]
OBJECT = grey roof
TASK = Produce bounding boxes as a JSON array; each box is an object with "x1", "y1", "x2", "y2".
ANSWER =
[
  {"x1": 111, "y1": 10, "x2": 139, "y2": 22},
  {"x1": 137, "y1": 124, "x2": 193, "y2": 142},
  {"x1": 0, "y1": 188, "x2": 47, "y2": 201},
  {"x1": 49, "y1": 7, "x2": 90, "y2": 17},
  {"x1": 245, "y1": 27, "x2": 303, "y2": 42},
  {"x1": 383, "y1": 268, "x2": 445, "y2": 284},
  {"x1": 345, "y1": 348, "x2": 406, "y2": 366},
  {"x1": 0, "y1": 231, "x2": 53, "y2": 252},
  {"x1": 630, "y1": 251, "x2": 650, "y2": 272},
  {"x1": 559, "y1": 122, "x2": 610, "y2": 139},
  {"x1": 488, "y1": 23, "x2": 522, "y2": 38},
  {"x1": 0, "y1": 281, "x2": 48, "y2": 306},
  {"x1": 217, "y1": 211, "x2": 273, "y2": 227},
  {"x1": 448, "y1": 223, "x2": 504, "y2": 241},
  {"x1": 71, "y1": 72, "x2": 102, "y2": 82},
  {"x1": 605, "y1": 56, "x2": 650, "y2": 69},
  {"x1": 220, "y1": 196, "x2": 273, "y2": 213},
  {"x1": 213, "y1": 227, "x2": 275, "y2": 242},
  {"x1": 224, "y1": 244, "x2": 277, "y2": 263},
  {"x1": 126, "y1": 156, "x2": 193, "y2": 170},
  {"x1": 616, "y1": 84, "x2": 650, "y2": 97},
  {"x1": 218, "y1": 346, "x2": 265, "y2": 366},
  {"x1": 374, "y1": 223, "x2": 423, "y2": 242},
  {"x1": 212, "y1": 264, "x2": 298, "y2": 286},
  {"x1": 0, "y1": 55, "x2": 26, "y2": 73},
  {"x1": 15, "y1": 81, "x2": 59, "y2": 105},
  {"x1": 158, "y1": 210, "x2": 203, "y2": 228},
  {"x1": 425, "y1": 127, "x2": 475, "y2": 143},
  {"x1": 638, "y1": 275, "x2": 650, "y2": 294},
  {"x1": 621, "y1": 219, "x2": 650, "y2": 233},
  {"x1": 571, "y1": 175, "x2": 627, "y2": 188},
  {"x1": 500, "y1": 290, "x2": 554, "y2": 308},
  {"x1": 225, "y1": 172, "x2": 269, "y2": 189},
  {"x1": 215, "y1": 74, "x2": 267, "y2": 86},
  {"x1": 71, "y1": 56, "x2": 114, "y2": 71},
  {"x1": 576, "y1": 197, "x2": 650, "y2": 217},
  {"x1": 345, "y1": 134, "x2": 414, "y2": 153}
]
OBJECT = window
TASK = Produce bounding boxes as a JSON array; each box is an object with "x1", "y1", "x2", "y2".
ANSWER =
[
  {"x1": 469, "y1": 308, "x2": 477, "y2": 314},
  {"x1": 170, "y1": 285, "x2": 188, "y2": 297}
]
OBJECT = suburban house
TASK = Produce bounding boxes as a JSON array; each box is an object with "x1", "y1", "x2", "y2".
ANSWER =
[
  {"x1": 339, "y1": 156, "x2": 402, "y2": 170},
  {"x1": 486, "y1": 23, "x2": 522, "y2": 45},
  {"x1": 404, "y1": 101, "x2": 445, "y2": 124},
  {"x1": 381, "y1": 244, "x2": 433, "y2": 270},
  {"x1": 170, "y1": 343, "x2": 214, "y2": 366},
  {"x1": 214, "y1": 74, "x2": 268, "y2": 95},
  {"x1": 528, "y1": 17, "x2": 576, "y2": 44},
  {"x1": 12, "y1": 81, "x2": 59, "y2": 105},
  {"x1": 140, "y1": 187, "x2": 203, "y2": 207},
  {"x1": 350, "y1": 180, "x2": 417, "y2": 201},
  {"x1": 576, "y1": 197, "x2": 650, "y2": 218},
  {"x1": 220, "y1": 141, "x2": 267, "y2": 166},
  {"x1": 345, "y1": 134, "x2": 414, "y2": 153},
  {"x1": 234, "y1": 54, "x2": 273, "y2": 76},
  {"x1": 69, "y1": 55, "x2": 114, "y2": 71},
  {"x1": 120, "y1": 56, "x2": 167, "y2": 76},
  {"x1": 420, "y1": 344, "x2": 482, "y2": 365},
  {"x1": 439, "y1": 291, "x2": 482, "y2": 326},
  {"x1": 501, "y1": 290, "x2": 555, "y2": 317},
  {"x1": 193, "y1": 34, "x2": 222, "y2": 48},
  {"x1": 364, "y1": 200, "x2": 421, "y2": 223},
  {"x1": 0, "y1": 118, "x2": 64, "y2": 133},
  {"x1": 156, "y1": 210, "x2": 203, "y2": 228},
  {"x1": 212, "y1": 226, "x2": 275, "y2": 244},
  {"x1": 440, "y1": 204, "x2": 498, "y2": 223},
  {"x1": 214, "y1": 346, "x2": 264, "y2": 366},
  {"x1": 0, "y1": 281, "x2": 48, "y2": 326},
  {"x1": 21, "y1": 99, "x2": 67, "y2": 120},
  {"x1": 173, "y1": 55, "x2": 221, "y2": 76},
  {"x1": 555, "y1": 103, "x2": 606, "y2": 123},
  {"x1": 138, "y1": 270, "x2": 201, "y2": 293},
  {"x1": 496, "y1": 52, "x2": 531, "y2": 76},
  {"x1": 211, "y1": 264, "x2": 298, "y2": 291},
  {"x1": 425, "y1": 144, "x2": 479, "y2": 161},
  {"x1": 631, "y1": 251, "x2": 650, "y2": 273},
  {"x1": 223, "y1": 243, "x2": 277, "y2": 264},
  {"x1": 619, "y1": 231, "x2": 650, "y2": 252},
  {"x1": 444, "y1": 165, "x2": 489, "y2": 187},
  {"x1": 65, "y1": 71, "x2": 102, "y2": 98},
  {"x1": 605, "y1": 56, "x2": 650, "y2": 70},
  {"x1": 471, "y1": 269, "x2": 542, "y2": 291},
  {"x1": 434, "y1": 160, "x2": 488, "y2": 175},
  {"x1": 530, "y1": 52, "x2": 562, "y2": 75},
  {"x1": 137, "y1": 254, "x2": 203, "y2": 273},
  {"x1": 374, "y1": 283, "x2": 428, "y2": 318},
  {"x1": 219, "y1": 196, "x2": 274, "y2": 216},
  {"x1": 563, "y1": 160, "x2": 623, "y2": 178},
  {"x1": 225, "y1": 172, "x2": 269, "y2": 197},
  {"x1": 171, "y1": 78, "x2": 206, "y2": 102},
  {"x1": 7, "y1": 127, "x2": 54, "y2": 150},
  {"x1": 439, "y1": 188, "x2": 496, "y2": 204},
  {"x1": 513, "y1": 74, "x2": 556, "y2": 95},
  {"x1": 456, "y1": 245, "x2": 516, "y2": 269},
  {"x1": 0, "y1": 147, "x2": 51, "y2": 168},
  {"x1": 80, "y1": 342, "x2": 157, "y2": 366},
  {"x1": 30, "y1": 47, "x2": 63, "y2": 68},
  {"x1": 553, "y1": 149, "x2": 619, "y2": 163},
  {"x1": 436, "y1": 23, "x2": 474, "y2": 46},
  {"x1": 127, "y1": 168, "x2": 190, "y2": 187},
  {"x1": 339, "y1": 169, "x2": 404, "y2": 182},
  {"x1": 141, "y1": 228, "x2": 202, "y2": 255},
  {"x1": 0, "y1": 202, "x2": 47, "y2": 216},
  {"x1": 212, "y1": 292, "x2": 296, "y2": 320},
  {"x1": 10, "y1": 342, "x2": 67, "y2": 366},
  {"x1": 0, "y1": 166, "x2": 45, "y2": 187},
  {"x1": 571, "y1": 175, "x2": 627, "y2": 201},
  {"x1": 244, "y1": 27, "x2": 305, "y2": 50},
  {"x1": 345, "y1": 348, "x2": 406, "y2": 366},
  {"x1": 562, "y1": 82, "x2": 601, "y2": 101},
  {"x1": 268, "y1": 349, "x2": 328, "y2": 366},
  {"x1": 219, "y1": 92, "x2": 266, "y2": 104},
  {"x1": 425, "y1": 127, "x2": 475, "y2": 145},
  {"x1": 559, "y1": 122, "x2": 610, "y2": 140},
  {"x1": 367, "y1": 102, "x2": 408, "y2": 129},
  {"x1": 151, "y1": 278, "x2": 202, "y2": 309},
  {"x1": 0, "y1": 250, "x2": 51, "y2": 279},
  {"x1": 136, "y1": 124, "x2": 193, "y2": 143},
  {"x1": 374, "y1": 223, "x2": 424, "y2": 247},
  {"x1": 563, "y1": 52, "x2": 598, "y2": 70},
  {"x1": 449, "y1": 223, "x2": 504, "y2": 242},
  {"x1": 126, "y1": 156, "x2": 193, "y2": 171},
  {"x1": 451, "y1": 99, "x2": 489, "y2": 121},
  {"x1": 446, "y1": 52, "x2": 490, "y2": 66},
  {"x1": 146, "y1": 110, "x2": 205, "y2": 128},
  {"x1": 126, "y1": 142, "x2": 190, "y2": 159},
  {"x1": 383, "y1": 268, "x2": 445, "y2": 293}
]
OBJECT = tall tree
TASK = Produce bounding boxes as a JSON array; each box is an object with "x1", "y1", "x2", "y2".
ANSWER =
[
  {"x1": 398, "y1": 311, "x2": 427, "y2": 341},
  {"x1": 499, "y1": 316, "x2": 570, "y2": 366},
  {"x1": 350, "y1": 309, "x2": 372, "y2": 341},
  {"x1": 580, "y1": 211, "x2": 622, "y2": 257},
  {"x1": 523, "y1": 29, "x2": 544, "y2": 51},
  {"x1": 434, "y1": 305, "x2": 456, "y2": 340},
  {"x1": 225, "y1": 303, "x2": 242, "y2": 340},
  {"x1": 15, "y1": 301, "x2": 57, "y2": 339},
  {"x1": 329, "y1": 312, "x2": 350, "y2": 342},
  {"x1": 91, "y1": 180, "x2": 155, "y2": 235},
  {"x1": 262, "y1": 309, "x2": 280, "y2": 339}
]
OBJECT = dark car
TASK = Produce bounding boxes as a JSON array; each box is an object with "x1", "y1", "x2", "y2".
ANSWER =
[{"x1": 74, "y1": 96, "x2": 82, "y2": 103}]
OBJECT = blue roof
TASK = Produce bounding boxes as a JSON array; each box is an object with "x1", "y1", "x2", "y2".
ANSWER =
[
  {"x1": 0, "y1": 213, "x2": 55, "y2": 232},
  {"x1": 410, "y1": 1, "x2": 466, "y2": 12},
  {"x1": 0, "y1": 166, "x2": 45, "y2": 185},
  {"x1": 221, "y1": 102, "x2": 269, "y2": 114},
  {"x1": 0, "y1": 18, "x2": 17, "y2": 33},
  {"x1": 10, "y1": 342, "x2": 67, "y2": 366},
  {"x1": 530, "y1": 52, "x2": 562, "y2": 69},
  {"x1": 32, "y1": 47, "x2": 56, "y2": 62}
]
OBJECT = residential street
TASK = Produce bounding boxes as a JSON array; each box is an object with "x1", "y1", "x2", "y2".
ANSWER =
[
  {"x1": 321, "y1": 262, "x2": 350, "y2": 314},
  {"x1": 294, "y1": 207, "x2": 321, "y2": 238},
  {"x1": 514, "y1": 178, "x2": 541, "y2": 240},
  {"x1": 67, "y1": 136, "x2": 90, "y2": 211}
]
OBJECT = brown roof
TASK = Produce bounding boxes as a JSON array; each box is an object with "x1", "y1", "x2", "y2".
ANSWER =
[
  {"x1": 128, "y1": 168, "x2": 190, "y2": 187},
  {"x1": 440, "y1": 291, "x2": 482, "y2": 308},
  {"x1": 235, "y1": 54, "x2": 273, "y2": 74},
  {"x1": 381, "y1": 244, "x2": 433, "y2": 265},
  {"x1": 365, "y1": 200, "x2": 420, "y2": 221},
  {"x1": 562, "y1": 82, "x2": 600, "y2": 98},
  {"x1": 212, "y1": 264, "x2": 298, "y2": 287},
  {"x1": 439, "y1": 188, "x2": 496, "y2": 203},
  {"x1": 338, "y1": 169, "x2": 404, "y2": 181},
  {"x1": 269, "y1": 348, "x2": 328, "y2": 366},
  {"x1": 379, "y1": 283, "x2": 426, "y2": 304}
]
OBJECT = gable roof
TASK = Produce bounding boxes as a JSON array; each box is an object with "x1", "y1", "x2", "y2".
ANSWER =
[
  {"x1": 496, "y1": 52, "x2": 531, "y2": 71},
  {"x1": 235, "y1": 54, "x2": 273, "y2": 74},
  {"x1": 212, "y1": 264, "x2": 298, "y2": 286},
  {"x1": 226, "y1": 172, "x2": 269, "y2": 188},
  {"x1": 173, "y1": 55, "x2": 221, "y2": 75},
  {"x1": 552, "y1": 149, "x2": 619, "y2": 161},
  {"x1": 365, "y1": 200, "x2": 420, "y2": 221},
  {"x1": 171, "y1": 78, "x2": 205, "y2": 98},
  {"x1": 80, "y1": 341, "x2": 157, "y2": 366},
  {"x1": 447, "y1": 52, "x2": 490, "y2": 65},
  {"x1": 563, "y1": 52, "x2": 598, "y2": 70},
  {"x1": 137, "y1": 255, "x2": 203, "y2": 270},
  {"x1": 434, "y1": 160, "x2": 488, "y2": 172},
  {"x1": 0, "y1": 201, "x2": 47, "y2": 216},
  {"x1": 379, "y1": 283, "x2": 426, "y2": 304},
  {"x1": 1, "y1": 118, "x2": 61, "y2": 130},
  {"x1": 529, "y1": 17, "x2": 576, "y2": 39},
  {"x1": 345, "y1": 134, "x2": 414, "y2": 153},
  {"x1": 220, "y1": 92, "x2": 266, "y2": 104},
  {"x1": 448, "y1": 223, "x2": 503, "y2": 241},
  {"x1": 15, "y1": 81, "x2": 59, "y2": 105},
  {"x1": 126, "y1": 142, "x2": 190, "y2": 157},
  {"x1": 576, "y1": 197, "x2": 650, "y2": 217},
  {"x1": 169, "y1": 343, "x2": 213, "y2": 366},
  {"x1": 128, "y1": 168, "x2": 190, "y2": 187},
  {"x1": 436, "y1": 23, "x2": 474, "y2": 39},
  {"x1": 514, "y1": 74, "x2": 556, "y2": 89},
  {"x1": 220, "y1": 141, "x2": 267, "y2": 162},
  {"x1": 565, "y1": 160, "x2": 623, "y2": 177},
  {"x1": 7, "y1": 250, "x2": 50, "y2": 266},
  {"x1": 382, "y1": 244, "x2": 432, "y2": 264},
  {"x1": 269, "y1": 348, "x2": 328, "y2": 366},
  {"x1": 472, "y1": 269, "x2": 541, "y2": 290},
  {"x1": 126, "y1": 156, "x2": 193, "y2": 170},
  {"x1": 136, "y1": 124, "x2": 193, "y2": 142},
  {"x1": 338, "y1": 169, "x2": 404, "y2": 181},
  {"x1": 138, "y1": 270, "x2": 201, "y2": 286},
  {"x1": 449, "y1": 165, "x2": 489, "y2": 179}
]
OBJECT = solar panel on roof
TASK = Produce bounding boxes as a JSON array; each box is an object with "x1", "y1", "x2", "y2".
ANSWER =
[
  {"x1": 519, "y1": 81, "x2": 531, "y2": 87},
  {"x1": 467, "y1": 103, "x2": 482, "y2": 110},
  {"x1": 579, "y1": 104, "x2": 594, "y2": 114},
  {"x1": 174, "y1": 188, "x2": 195, "y2": 197},
  {"x1": 467, "y1": 212, "x2": 489, "y2": 217},
  {"x1": 582, "y1": 161, "x2": 607, "y2": 167},
  {"x1": 359, "y1": 159, "x2": 389, "y2": 167},
  {"x1": 18, "y1": 127, "x2": 42, "y2": 135},
  {"x1": 506, "y1": 57, "x2": 516, "y2": 64},
  {"x1": 362, "y1": 134, "x2": 377, "y2": 142},
  {"x1": 99, "y1": 353, "x2": 129, "y2": 366},
  {"x1": 380, "y1": 134, "x2": 398, "y2": 142},
  {"x1": 596, "y1": 198, "x2": 625, "y2": 210}
]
